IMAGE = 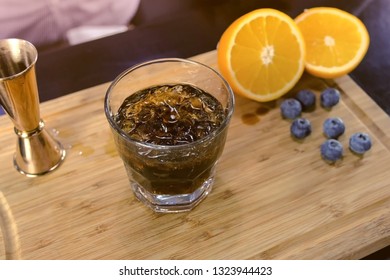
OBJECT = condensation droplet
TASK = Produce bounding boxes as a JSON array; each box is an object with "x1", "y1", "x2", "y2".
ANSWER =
[{"x1": 51, "y1": 128, "x2": 60, "y2": 136}]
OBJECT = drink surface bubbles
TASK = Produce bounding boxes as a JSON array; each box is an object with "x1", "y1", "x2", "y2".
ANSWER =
[{"x1": 115, "y1": 84, "x2": 226, "y2": 145}]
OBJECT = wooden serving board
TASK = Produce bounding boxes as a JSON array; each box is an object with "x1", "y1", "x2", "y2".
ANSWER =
[{"x1": 1, "y1": 51, "x2": 389, "y2": 260}]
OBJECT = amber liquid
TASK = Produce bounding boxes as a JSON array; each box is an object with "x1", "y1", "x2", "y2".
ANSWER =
[{"x1": 115, "y1": 84, "x2": 227, "y2": 195}]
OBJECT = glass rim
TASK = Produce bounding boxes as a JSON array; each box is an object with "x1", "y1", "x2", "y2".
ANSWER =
[
  {"x1": 0, "y1": 38, "x2": 38, "y2": 81},
  {"x1": 104, "y1": 57, "x2": 235, "y2": 150}
]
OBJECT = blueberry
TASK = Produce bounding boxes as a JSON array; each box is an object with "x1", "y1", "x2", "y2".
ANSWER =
[
  {"x1": 280, "y1": 98, "x2": 302, "y2": 119},
  {"x1": 320, "y1": 139, "x2": 343, "y2": 162},
  {"x1": 296, "y1": 89, "x2": 316, "y2": 110},
  {"x1": 321, "y1": 88, "x2": 340, "y2": 109},
  {"x1": 349, "y1": 132, "x2": 372, "y2": 154},
  {"x1": 290, "y1": 118, "x2": 311, "y2": 139},
  {"x1": 323, "y1": 117, "x2": 345, "y2": 139}
]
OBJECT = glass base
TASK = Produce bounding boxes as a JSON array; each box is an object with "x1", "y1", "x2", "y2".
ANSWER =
[{"x1": 130, "y1": 176, "x2": 214, "y2": 213}]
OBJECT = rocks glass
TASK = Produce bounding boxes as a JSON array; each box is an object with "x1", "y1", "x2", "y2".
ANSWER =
[{"x1": 104, "y1": 58, "x2": 234, "y2": 213}]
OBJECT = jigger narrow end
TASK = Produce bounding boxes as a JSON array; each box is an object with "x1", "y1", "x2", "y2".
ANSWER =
[{"x1": 13, "y1": 120, "x2": 66, "y2": 177}]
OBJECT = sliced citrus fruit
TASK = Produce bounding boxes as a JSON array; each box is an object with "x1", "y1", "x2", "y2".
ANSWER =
[
  {"x1": 217, "y1": 8, "x2": 305, "y2": 102},
  {"x1": 295, "y1": 7, "x2": 370, "y2": 79}
]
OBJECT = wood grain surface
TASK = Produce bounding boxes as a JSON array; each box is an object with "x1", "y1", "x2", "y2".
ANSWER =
[
  {"x1": 0, "y1": 51, "x2": 389, "y2": 259},
  {"x1": 0, "y1": 191, "x2": 21, "y2": 259}
]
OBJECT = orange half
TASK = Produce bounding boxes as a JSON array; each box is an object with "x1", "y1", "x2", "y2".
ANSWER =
[
  {"x1": 217, "y1": 8, "x2": 306, "y2": 102},
  {"x1": 295, "y1": 7, "x2": 370, "y2": 78}
]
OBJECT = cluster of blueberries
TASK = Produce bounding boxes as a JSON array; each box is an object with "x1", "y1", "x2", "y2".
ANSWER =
[{"x1": 280, "y1": 88, "x2": 372, "y2": 163}]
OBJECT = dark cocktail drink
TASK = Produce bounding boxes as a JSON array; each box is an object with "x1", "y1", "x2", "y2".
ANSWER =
[{"x1": 114, "y1": 84, "x2": 227, "y2": 195}]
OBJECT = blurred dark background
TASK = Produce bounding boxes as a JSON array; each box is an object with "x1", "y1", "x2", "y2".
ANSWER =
[{"x1": 35, "y1": 0, "x2": 390, "y2": 119}]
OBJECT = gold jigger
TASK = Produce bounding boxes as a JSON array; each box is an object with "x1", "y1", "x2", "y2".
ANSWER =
[{"x1": 0, "y1": 38, "x2": 65, "y2": 176}]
